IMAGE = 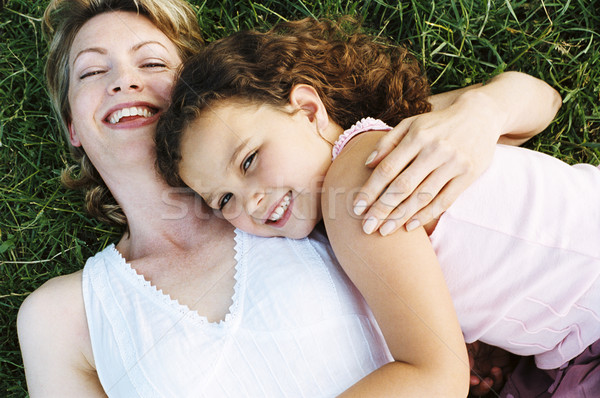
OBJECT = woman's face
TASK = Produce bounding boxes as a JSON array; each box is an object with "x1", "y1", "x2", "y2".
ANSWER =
[{"x1": 67, "y1": 11, "x2": 182, "y2": 175}]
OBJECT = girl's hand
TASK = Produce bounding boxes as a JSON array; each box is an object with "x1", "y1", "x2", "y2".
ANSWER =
[
  {"x1": 467, "y1": 341, "x2": 518, "y2": 397},
  {"x1": 355, "y1": 95, "x2": 499, "y2": 235}
]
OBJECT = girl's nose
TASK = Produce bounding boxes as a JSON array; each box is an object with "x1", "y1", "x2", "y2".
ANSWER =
[
  {"x1": 108, "y1": 66, "x2": 143, "y2": 94},
  {"x1": 244, "y1": 190, "x2": 265, "y2": 218}
]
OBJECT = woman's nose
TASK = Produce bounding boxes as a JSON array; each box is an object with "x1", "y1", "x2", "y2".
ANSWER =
[{"x1": 108, "y1": 66, "x2": 143, "y2": 94}]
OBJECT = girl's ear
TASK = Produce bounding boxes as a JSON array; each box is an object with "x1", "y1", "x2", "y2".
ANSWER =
[
  {"x1": 68, "y1": 123, "x2": 82, "y2": 147},
  {"x1": 289, "y1": 84, "x2": 329, "y2": 132}
]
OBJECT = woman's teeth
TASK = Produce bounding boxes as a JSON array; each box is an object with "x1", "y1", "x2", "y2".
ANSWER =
[
  {"x1": 108, "y1": 107, "x2": 154, "y2": 124},
  {"x1": 268, "y1": 193, "x2": 291, "y2": 222}
]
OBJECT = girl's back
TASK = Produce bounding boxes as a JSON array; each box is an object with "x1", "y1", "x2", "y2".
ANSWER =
[{"x1": 430, "y1": 144, "x2": 600, "y2": 369}]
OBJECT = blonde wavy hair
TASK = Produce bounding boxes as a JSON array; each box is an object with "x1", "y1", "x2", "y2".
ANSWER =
[{"x1": 43, "y1": 0, "x2": 204, "y2": 227}]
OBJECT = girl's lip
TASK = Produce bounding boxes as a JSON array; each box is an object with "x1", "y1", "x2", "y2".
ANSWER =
[
  {"x1": 102, "y1": 102, "x2": 160, "y2": 129},
  {"x1": 265, "y1": 192, "x2": 293, "y2": 228}
]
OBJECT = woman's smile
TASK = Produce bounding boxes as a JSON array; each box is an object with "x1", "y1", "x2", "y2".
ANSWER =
[
  {"x1": 67, "y1": 11, "x2": 182, "y2": 169},
  {"x1": 103, "y1": 102, "x2": 161, "y2": 129}
]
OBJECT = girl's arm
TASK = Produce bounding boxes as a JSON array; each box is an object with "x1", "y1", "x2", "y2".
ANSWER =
[
  {"x1": 17, "y1": 272, "x2": 107, "y2": 397},
  {"x1": 324, "y1": 130, "x2": 469, "y2": 397},
  {"x1": 356, "y1": 71, "x2": 561, "y2": 235}
]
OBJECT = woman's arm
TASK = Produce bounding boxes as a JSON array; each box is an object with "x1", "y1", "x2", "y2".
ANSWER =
[
  {"x1": 355, "y1": 71, "x2": 561, "y2": 235},
  {"x1": 17, "y1": 272, "x2": 106, "y2": 397},
  {"x1": 324, "y1": 130, "x2": 469, "y2": 397}
]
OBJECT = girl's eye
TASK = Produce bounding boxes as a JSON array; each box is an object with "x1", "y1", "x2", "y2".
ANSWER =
[
  {"x1": 242, "y1": 151, "x2": 257, "y2": 172},
  {"x1": 219, "y1": 193, "x2": 233, "y2": 210}
]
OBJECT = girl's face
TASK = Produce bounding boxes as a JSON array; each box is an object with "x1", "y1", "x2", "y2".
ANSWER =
[
  {"x1": 179, "y1": 101, "x2": 333, "y2": 239},
  {"x1": 67, "y1": 11, "x2": 182, "y2": 176}
]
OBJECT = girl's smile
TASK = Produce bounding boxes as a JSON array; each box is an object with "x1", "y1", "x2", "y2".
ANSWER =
[
  {"x1": 178, "y1": 99, "x2": 338, "y2": 239},
  {"x1": 265, "y1": 191, "x2": 293, "y2": 227}
]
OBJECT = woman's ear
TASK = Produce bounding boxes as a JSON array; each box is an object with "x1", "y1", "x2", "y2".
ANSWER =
[
  {"x1": 289, "y1": 84, "x2": 329, "y2": 132},
  {"x1": 68, "y1": 123, "x2": 82, "y2": 147}
]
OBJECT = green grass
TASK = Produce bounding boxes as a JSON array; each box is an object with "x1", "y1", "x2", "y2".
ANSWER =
[{"x1": 1, "y1": 0, "x2": 598, "y2": 396}]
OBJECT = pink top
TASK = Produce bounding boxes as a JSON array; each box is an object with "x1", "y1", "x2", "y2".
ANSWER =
[
  {"x1": 332, "y1": 117, "x2": 392, "y2": 160},
  {"x1": 430, "y1": 144, "x2": 600, "y2": 369},
  {"x1": 333, "y1": 118, "x2": 600, "y2": 370}
]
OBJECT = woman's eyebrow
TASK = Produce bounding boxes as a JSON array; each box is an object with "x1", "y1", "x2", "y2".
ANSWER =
[
  {"x1": 73, "y1": 41, "x2": 169, "y2": 66},
  {"x1": 72, "y1": 47, "x2": 106, "y2": 65},
  {"x1": 132, "y1": 40, "x2": 169, "y2": 52}
]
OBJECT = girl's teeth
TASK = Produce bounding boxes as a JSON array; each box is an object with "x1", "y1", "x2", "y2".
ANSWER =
[{"x1": 269, "y1": 193, "x2": 291, "y2": 222}]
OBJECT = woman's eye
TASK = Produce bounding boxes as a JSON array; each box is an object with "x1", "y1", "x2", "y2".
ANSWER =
[
  {"x1": 142, "y1": 62, "x2": 167, "y2": 69},
  {"x1": 80, "y1": 70, "x2": 104, "y2": 79},
  {"x1": 219, "y1": 193, "x2": 233, "y2": 210},
  {"x1": 242, "y1": 152, "x2": 257, "y2": 172}
]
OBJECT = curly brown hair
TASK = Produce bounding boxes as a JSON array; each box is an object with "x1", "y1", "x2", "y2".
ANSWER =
[
  {"x1": 43, "y1": 0, "x2": 204, "y2": 227},
  {"x1": 155, "y1": 17, "x2": 431, "y2": 188}
]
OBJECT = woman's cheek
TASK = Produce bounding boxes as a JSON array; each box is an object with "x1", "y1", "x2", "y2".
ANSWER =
[{"x1": 158, "y1": 73, "x2": 177, "y2": 99}]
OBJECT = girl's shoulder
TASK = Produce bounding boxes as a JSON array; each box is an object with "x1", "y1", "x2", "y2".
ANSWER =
[{"x1": 325, "y1": 129, "x2": 388, "y2": 195}]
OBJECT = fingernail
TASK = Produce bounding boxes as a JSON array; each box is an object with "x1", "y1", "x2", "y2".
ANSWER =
[
  {"x1": 406, "y1": 219, "x2": 420, "y2": 232},
  {"x1": 363, "y1": 217, "x2": 377, "y2": 234},
  {"x1": 380, "y1": 221, "x2": 396, "y2": 236},
  {"x1": 353, "y1": 200, "x2": 367, "y2": 215},
  {"x1": 365, "y1": 151, "x2": 377, "y2": 165}
]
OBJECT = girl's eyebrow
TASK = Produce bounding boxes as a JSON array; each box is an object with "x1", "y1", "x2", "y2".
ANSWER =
[
  {"x1": 203, "y1": 137, "x2": 250, "y2": 206},
  {"x1": 229, "y1": 138, "x2": 251, "y2": 171}
]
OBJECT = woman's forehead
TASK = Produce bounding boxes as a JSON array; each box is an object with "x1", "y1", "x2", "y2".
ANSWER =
[{"x1": 69, "y1": 11, "x2": 176, "y2": 63}]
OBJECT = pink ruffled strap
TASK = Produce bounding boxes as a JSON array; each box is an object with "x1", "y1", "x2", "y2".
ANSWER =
[{"x1": 332, "y1": 117, "x2": 392, "y2": 160}]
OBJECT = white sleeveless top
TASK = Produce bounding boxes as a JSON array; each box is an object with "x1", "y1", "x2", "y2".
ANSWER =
[{"x1": 82, "y1": 229, "x2": 392, "y2": 397}]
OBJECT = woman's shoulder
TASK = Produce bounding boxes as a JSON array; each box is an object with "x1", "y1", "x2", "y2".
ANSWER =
[
  {"x1": 18, "y1": 270, "x2": 92, "y2": 364},
  {"x1": 18, "y1": 270, "x2": 104, "y2": 394},
  {"x1": 21, "y1": 270, "x2": 84, "y2": 308},
  {"x1": 18, "y1": 270, "x2": 87, "y2": 342}
]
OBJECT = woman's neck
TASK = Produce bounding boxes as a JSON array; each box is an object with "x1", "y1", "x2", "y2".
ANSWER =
[{"x1": 101, "y1": 165, "x2": 230, "y2": 260}]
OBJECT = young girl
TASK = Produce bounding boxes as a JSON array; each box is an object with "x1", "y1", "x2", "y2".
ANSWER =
[{"x1": 155, "y1": 18, "x2": 600, "y2": 396}]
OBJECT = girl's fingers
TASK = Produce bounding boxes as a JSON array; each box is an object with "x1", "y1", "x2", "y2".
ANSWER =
[{"x1": 470, "y1": 377, "x2": 494, "y2": 396}]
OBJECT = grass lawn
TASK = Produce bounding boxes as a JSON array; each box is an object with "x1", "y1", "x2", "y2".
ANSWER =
[{"x1": 1, "y1": 0, "x2": 598, "y2": 396}]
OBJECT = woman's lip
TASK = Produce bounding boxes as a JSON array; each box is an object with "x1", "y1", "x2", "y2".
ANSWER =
[
  {"x1": 102, "y1": 101, "x2": 160, "y2": 128},
  {"x1": 102, "y1": 112, "x2": 161, "y2": 129}
]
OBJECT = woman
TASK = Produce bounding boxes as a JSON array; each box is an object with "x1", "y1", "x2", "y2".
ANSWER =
[{"x1": 17, "y1": 0, "x2": 560, "y2": 396}]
